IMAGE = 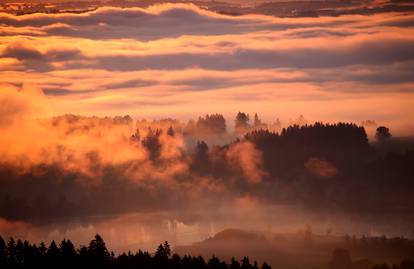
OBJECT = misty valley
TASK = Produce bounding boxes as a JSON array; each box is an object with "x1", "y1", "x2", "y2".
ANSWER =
[{"x1": 0, "y1": 113, "x2": 413, "y2": 269}]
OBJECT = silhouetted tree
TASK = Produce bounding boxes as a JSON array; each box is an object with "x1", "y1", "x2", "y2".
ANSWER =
[
  {"x1": 261, "y1": 262, "x2": 272, "y2": 269},
  {"x1": 196, "y1": 114, "x2": 226, "y2": 136},
  {"x1": 235, "y1": 112, "x2": 250, "y2": 134},
  {"x1": 253, "y1": 113, "x2": 266, "y2": 129},
  {"x1": 208, "y1": 256, "x2": 227, "y2": 269},
  {"x1": 131, "y1": 128, "x2": 141, "y2": 142},
  {"x1": 88, "y1": 234, "x2": 110, "y2": 267},
  {"x1": 163, "y1": 241, "x2": 171, "y2": 258},
  {"x1": 3, "y1": 234, "x2": 413, "y2": 269},
  {"x1": 15, "y1": 239, "x2": 24, "y2": 267},
  {"x1": 230, "y1": 258, "x2": 241, "y2": 269},
  {"x1": 254, "y1": 114, "x2": 260, "y2": 126},
  {"x1": 155, "y1": 244, "x2": 167, "y2": 260},
  {"x1": 46, "y1": 240, "x2": 61, "y2": 268},
  {"x1": 0, "y1": 236, "x2": 5, "y2": 267},
  {"x1": 167, "y1": 126, "x2": 175, "y2": 137},
  {"x1": 241, "y1": 257, "x2": 252, "y2": 269},
  {"x1": 7, "y1": 237, "x2": 17, "y2": 267},
  {"x1": 142, "y1": 128, "x2": 162, "y2": 161},
  {"x1": 60, "y1": 239, "x2": 77, "y2": 268},
  {"x1": 376, "y1": 126, "x2": 392, "y2": 141},
  {"x1": 191, "y1": 140, "x2": 210, "y2": 173}
]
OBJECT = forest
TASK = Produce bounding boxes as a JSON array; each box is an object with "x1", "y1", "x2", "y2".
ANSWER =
[
  {"x1": 1, "y1": 234, "x2": 413, "y2": 269},
  {"x1": 0, "y1": 234, "x2": 273, "y2": 269},
  {"x1": 0, "y1": 113, "x2": 413, "y2": 224}
]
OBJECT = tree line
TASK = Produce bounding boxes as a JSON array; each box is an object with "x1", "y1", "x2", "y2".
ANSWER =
[
  {"x1": 0, "y1": 234, "x2": 272, "y2": 269},
  {"x1": 329, "y1": 248, "x2": 414, "y2": 269},
  {"x1": 0, "y1": 113, "x2": 411, "y2": 225}
]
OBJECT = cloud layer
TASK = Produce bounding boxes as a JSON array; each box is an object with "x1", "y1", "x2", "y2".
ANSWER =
[{"x1": 0, "y1": 4, "x2": 413, "y2": 133}]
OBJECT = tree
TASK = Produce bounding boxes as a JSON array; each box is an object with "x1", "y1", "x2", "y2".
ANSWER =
[
  {"x1": 196, "y1": 114, "x2": 226, "y2": 136},
  {"x1": 376, "y1": 126, "x2": 391, "y2": 141},
  {"x1": 253, "y1": 113, "x2": 266, "y2": 129},
  {"x1": 230, "y1": 258, "x2": 241, "y2": 269},
  {"x1": 15, "y1": 239, "x2": 24, "y2": 267},
  {"x1": 235, "y1": 112, "x2": 250, "y2": 135},
  {"x1": 46, "y1": 240, "x2": 61, "y2": 268},
  {"x1": 254, "y1": 114, "x2": 260, "y2": 127},
  {"x1": 131, "y1": 128, "x2": 141, "y2": 142},
  {"x1": 192, "y1": 141, "x2": 210, "y2": 174},
  {"x1": 142, "y1": 128, "x2": 162, "y2": 161},
  {"x1": 261, "y1": 262, "x2": 272, "y2": 269},
  {"x1": 155, "y1": 244, "x2": 167, "y2": 260},
  {"x1": 60, "y1": 239, "x2": 77, "y2": 267},
  {"x1": 167, "y1": 126, "x2": 175, "y2": 137},
  {"x1": 0, "y1": 236, "x2": 6, "y2": 266},
  {"x1": 7, "y1": 237, "x2": 17, "y2": 266},
  {"x1": 241, "y1": 257, "x2": 252, "y2": 269},
  {"x1": 208, "y1": 256, "x2": 227, "y2": 269},
  {"x1": 88, "y1": 234, "x2": 110, "y2": 265},
  {"x1": 194, "y1": 141, "x2": 208, "y2": 160},
  {"x1": 0, "y1": 235, "x2": 275, "y2": 269},
  {"x1": 163, "y1": 241, "x2": 171, "y2": 258},
  {"x1": 252, "y1": 261, "x2": 259, "y2": 269}
]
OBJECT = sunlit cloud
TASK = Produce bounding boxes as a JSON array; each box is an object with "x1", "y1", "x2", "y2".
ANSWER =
[{"x1": 0, "y1": 3, "x2": 413, "y2": 134}]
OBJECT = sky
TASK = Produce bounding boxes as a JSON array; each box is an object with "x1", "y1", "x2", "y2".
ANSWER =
[{"x1": 0, "y1": 3, "x2": 414, "y2": 134}]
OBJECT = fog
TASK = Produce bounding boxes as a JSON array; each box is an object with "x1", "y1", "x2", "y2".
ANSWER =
[{"x1": 0, "y1": 88, "x2": 413, "y2": 262}]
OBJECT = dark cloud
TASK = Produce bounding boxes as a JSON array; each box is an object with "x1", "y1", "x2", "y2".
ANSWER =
[
  {"x1": 1, "y1": 43, "x2": 83, "y2": 72},
  {"x1": 2, "y1": 43, "x2": 43, "y2": 60},
  {"x1": 0, "y1": 6, "x2": 263, "y2": 40},
  {"x1": 2, "y1": 5, "x2": 411, "y2": 41},
  {"x1": 86, "y1": 39, "x2": 414, "y2": 71},
  {"x1": 102, "y1": 79, "x2": 156, "y2": 90}
]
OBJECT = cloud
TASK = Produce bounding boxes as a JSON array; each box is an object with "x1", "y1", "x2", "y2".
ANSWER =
[
  {"x1": 0, "y1": 4, "x2": 265, "y2": 40},
  {"x1": 0, "y1": 84, "x2": 49, "y2": 126},
  {"x1": 0, "y1": 4, "x2": 413, "y2": 146},
  {"x1": 0, "y1": 218, "x2": 32, "y2": 237},
  {"x1": 1, "y1": 42, "x2": 83, "y2": 71}
]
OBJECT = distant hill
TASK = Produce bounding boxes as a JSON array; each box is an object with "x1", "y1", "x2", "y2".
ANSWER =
[
  {"x1": 174, "y1": 228, "x2": 414, "y2": 269},
  {"x1": 174, "y1": 229, "x2": 334, "y2": 269}
]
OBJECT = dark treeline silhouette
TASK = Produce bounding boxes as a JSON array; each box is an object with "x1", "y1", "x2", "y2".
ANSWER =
[
  {"x1": 329, "y1": 248, "x2": 414, "y2": 269},
  {"x1": 341, "y1": 235, "x2": 414, "y2": 263},
  {"x1": 196, "y1": 114, "x2": 226, "y2": 136},
  {"x1": 0, "y1": 234, "x2": 271, "y2": 269},
  {"x1": 190, "y1": 122, "x2": 414, "y2": 216}
]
